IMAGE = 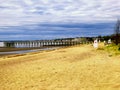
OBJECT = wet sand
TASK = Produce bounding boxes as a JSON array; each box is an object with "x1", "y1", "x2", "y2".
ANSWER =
[
  {"x1": 0, "y1": 47, "x2": 40, "y2": 52},
  {"x1": 0, "y1": 44, "x2": 120, "y2": 90},
  {"x1": 0, "y1": 46, "x2": 62, "y2": 56},
  {"x1": 0, "y1": 46, "x2": 56, "y2": 52}
]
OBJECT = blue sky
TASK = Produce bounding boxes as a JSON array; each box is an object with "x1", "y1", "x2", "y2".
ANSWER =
[{"x1": 0, "y1": 0, "x2": 120, "y2": 40}]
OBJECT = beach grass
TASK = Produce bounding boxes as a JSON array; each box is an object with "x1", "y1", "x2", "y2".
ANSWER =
[{"x1": 104, "y1": 44, "x2": 120, "y2": 56}]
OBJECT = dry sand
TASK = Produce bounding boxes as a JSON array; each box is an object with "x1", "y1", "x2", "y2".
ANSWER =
[{"x1": 0, "y1": 44, "x2": 120, "y2": 90}]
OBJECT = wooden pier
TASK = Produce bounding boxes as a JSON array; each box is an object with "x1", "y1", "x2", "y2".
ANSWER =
[{"x1": 3, "y1": 39, "x2": 82, "y2": 48}]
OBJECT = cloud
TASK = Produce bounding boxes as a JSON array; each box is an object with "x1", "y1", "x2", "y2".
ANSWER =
[
  {"x1": 0, "y1": 0, "x2": 119, "y2": 40},
  {"x1": 0, "y1": 0, "x2": 119, "y2": 26}
]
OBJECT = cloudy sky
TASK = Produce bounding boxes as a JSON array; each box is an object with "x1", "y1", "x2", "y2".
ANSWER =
[{"x1": 0, "y1": 0, "x2": 120, "y2": 40}]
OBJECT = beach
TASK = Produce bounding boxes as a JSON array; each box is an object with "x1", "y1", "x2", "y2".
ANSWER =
[{"x1": 0, "y1": 44, "x2": 120, "y2": 90}]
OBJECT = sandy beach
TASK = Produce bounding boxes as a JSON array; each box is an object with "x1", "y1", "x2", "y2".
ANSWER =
[{"x1": 0, "y1": 44, "x2": 120, "y2": 90}]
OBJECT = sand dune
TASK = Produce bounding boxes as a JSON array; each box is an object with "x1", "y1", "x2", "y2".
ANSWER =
[{"x1": 0, "y1": 44, "x2": 120, "y2": 90}]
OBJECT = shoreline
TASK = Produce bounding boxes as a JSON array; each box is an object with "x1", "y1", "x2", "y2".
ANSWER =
[
  {"x1": 0, "y1": 45, "x2": 72, "y2": 58},
  {"x1": 0, "y1": 46, "x2": 64, "y2": 56},
  {"x1": 0, "y1": 46, "x2": 62, "y2": 52}
]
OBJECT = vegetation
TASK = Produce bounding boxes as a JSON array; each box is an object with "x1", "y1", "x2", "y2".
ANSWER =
[{"x1": 104, "y1": 44, "x2": 120, "y2": 56}]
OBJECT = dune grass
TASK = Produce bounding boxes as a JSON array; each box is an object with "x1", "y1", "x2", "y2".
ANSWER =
[{"x1": 104, "y1": 44, "x2": 120, "y2": 56}]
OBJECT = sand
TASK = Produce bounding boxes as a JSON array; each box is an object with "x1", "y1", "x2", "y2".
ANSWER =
[{"x1": 0, "y1": 44, "x2": 120, "y2": 90}]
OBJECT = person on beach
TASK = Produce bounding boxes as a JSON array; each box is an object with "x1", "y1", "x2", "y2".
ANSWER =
[{"x1": 93, "y1": 39, "x2": 98, "y2": 48}]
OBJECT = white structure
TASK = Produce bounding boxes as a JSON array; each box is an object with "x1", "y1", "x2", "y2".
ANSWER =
[
  {"x1": 0, "y1": 42, "x2": 5, "y2": 47},
  {"x1": 108, "y1": 39, "x2": 112, "y2": 44},
  {"x1": 93, "y1": 39, "x2": 98, "y2": 48}
]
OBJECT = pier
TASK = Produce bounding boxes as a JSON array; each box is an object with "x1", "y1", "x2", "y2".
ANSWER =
[{"x1": 3, "y1": 39, "x2": 81, "y2": 48}]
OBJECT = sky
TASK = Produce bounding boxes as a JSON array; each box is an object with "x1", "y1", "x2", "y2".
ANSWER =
[{"x1": 0, "y1": 0, "x2": 120, "y2": 40}]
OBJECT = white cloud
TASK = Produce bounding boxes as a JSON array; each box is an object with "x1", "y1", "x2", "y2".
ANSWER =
[{"x1": 0, "y1": 0, "x2": 119, "y2": 26}]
